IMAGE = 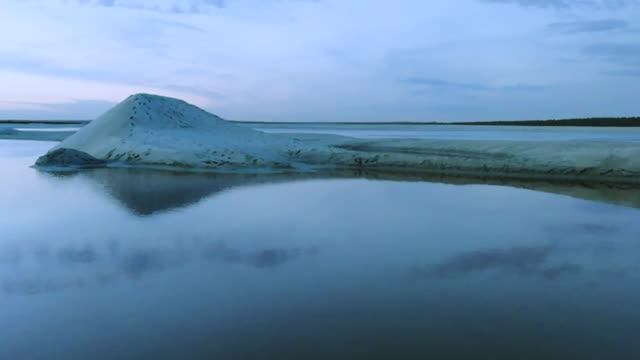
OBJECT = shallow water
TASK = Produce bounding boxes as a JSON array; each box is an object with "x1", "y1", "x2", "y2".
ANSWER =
[
  {"x1": 2, "y1": 140, "x2": 640, "y2": 359},
  {"x1": 14, "y1": 127, "x2": 82, "y2": 132},
  {"x1": 250, "y1": 123, "x2": 640, "y2": 142},
  {"x1": 6, "y1": 122, "x2": 640, "y2": 142}
]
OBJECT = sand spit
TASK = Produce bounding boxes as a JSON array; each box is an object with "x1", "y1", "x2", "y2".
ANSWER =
[{"x1": 35, "y1": 94, "x2": 640, "y2": 184}]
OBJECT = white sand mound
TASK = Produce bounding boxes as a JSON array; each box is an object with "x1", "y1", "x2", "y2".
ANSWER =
[
  {"x1": 39, "y1": 93, "x2": 301, "y2": 169},
  {"x1": 36, "y1": 93, "x2": 640, "y2": 183}
]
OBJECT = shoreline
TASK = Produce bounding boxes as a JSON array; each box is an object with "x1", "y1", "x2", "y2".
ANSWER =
[
  {"x1": 35, "y1": 164, "x2": 640, "y2": 212},
  {"x1": 3, "y1": 118, "x2": 640, "y2": 127},
  {"x1": 35, "y1": 137, "x2": 640, "y2": 185},
  {"x1": 30, "y1": 94, "x2": 640, "y2": 185}
]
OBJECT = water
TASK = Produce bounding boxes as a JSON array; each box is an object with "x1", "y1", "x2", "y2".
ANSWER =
[
  {"x1": 250, "y1": 123, "x2": 640, "y2": 142},
  {"x1": 15, "y1": 127, "x2": 82, "y2": 132},
  {"x1": 6, "y1": 122, "x2": 640, "y2": 142},
  {"x1": 1, "y1": 140, "x2": 640, "y2": 359}
]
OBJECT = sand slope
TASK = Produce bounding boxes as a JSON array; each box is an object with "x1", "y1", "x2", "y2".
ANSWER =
[{"x1": 38, "y1": 93, "x2": 303, "y2": 170}]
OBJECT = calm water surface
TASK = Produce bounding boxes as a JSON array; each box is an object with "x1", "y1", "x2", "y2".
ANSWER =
[
  {"x1": 1, "y1": 140, "x2": 640, "y2": 359},
  {"x1": 251, "y1": 124, "x2": 640, "y2": 141},
  {"x1": 7, "y1": 122, "x2": 640, "y2": 142}
]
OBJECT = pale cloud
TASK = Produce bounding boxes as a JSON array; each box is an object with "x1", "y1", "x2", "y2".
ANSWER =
[
  {"x1": 72, "y1": 0, "x2": 227, "y2": 13},
  {"x1": 0, "y1": 70, "x2": 210, "y2": 107},
  {"x1": 548, "y1": 19, "x2": 629, "y2": 33},
  {"x1": 480, "y1": 0, "x2": 639, "y2": 9}
]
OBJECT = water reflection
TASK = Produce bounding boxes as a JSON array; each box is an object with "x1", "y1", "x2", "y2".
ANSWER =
[
  {"x1": 411, "y1": 244, "x2": 583, "y2": 280},
  {"x1": 37, "y1": 167, "x2": 640, "y2": 215},
  {"x1": 42, "y1": 168, "x2": 308, "y2": 216},
  {"x1": 57, "y1": 246, "x2": 97, "y2": 264},
  {"x1": 545, "y1": 223, "x2": 619, "y2": 237},
  {"x1": 2, "y1": 278, "x2": 87, "y2": 296},
  {"x1": 0, "y1": 239, "x2": 319, "y2": 295}
]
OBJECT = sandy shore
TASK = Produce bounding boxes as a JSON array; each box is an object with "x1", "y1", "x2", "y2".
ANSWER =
[{"x1": 33, "y1": 94, "x2": 640, "y2": 184}]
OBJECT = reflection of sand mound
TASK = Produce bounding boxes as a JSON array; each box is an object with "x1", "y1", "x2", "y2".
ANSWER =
[
  {"x1": 35, "y1": 93, "x2": 640, "y2": 183},
  {"x1": 82, "y1": 168, "x2": 304, "y2": 215},
  {"x1": 43, "y1": 167, "x2": 640, "y2": 216}
]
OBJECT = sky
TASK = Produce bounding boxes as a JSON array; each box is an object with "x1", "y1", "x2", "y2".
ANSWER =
[{"x1": 0, "y1": 0, "x2": 639, "y2": 122}]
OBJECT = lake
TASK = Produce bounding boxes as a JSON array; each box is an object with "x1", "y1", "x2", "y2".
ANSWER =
[
  {"x1": 1, "y1": 138, "x2": 640, "y2": 359},
  {"x1": 6, "y1": 122, "x2": 640, "y2": 143},
  {"x1": 247, "y1": 123, "x2": 640, "y2": 142}
]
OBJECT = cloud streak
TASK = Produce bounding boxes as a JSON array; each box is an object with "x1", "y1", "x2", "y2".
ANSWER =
[
  {"x1": 548, "y1": 19, "x2": 628, "y2": 33},
  {"x1": 481, "y1": 0, "x2": 639, "y2": 9},
  {"x1": 74, "y1": 0, "x2": 226, "y2": 14},
  {"x1": 402, "y1": 77, "x2": 546, "y2": 92},
  {"x1": 583, "y1": 42, "x2": 640, "y2": 68}
]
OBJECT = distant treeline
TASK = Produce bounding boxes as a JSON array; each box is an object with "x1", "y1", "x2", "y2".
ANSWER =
[
  {"x1": 237, "y1": 117, "x2": 640, "y2": 127},
  {"x1": 0, "y1": 120, "x2": 90, "y2": 125},
  {"x1": 2, "y1": 118, "x2": 640, "y2": 127},
  {"x1": 454, "y1": 117, "x2": 640, "y2": 127}
]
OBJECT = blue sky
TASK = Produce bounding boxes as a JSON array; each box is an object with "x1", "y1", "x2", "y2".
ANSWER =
[{"x1": 0, "y1": 0, "x2": 639, "y2": 121}]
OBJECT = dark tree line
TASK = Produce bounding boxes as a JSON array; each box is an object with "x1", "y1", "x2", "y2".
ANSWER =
[{"x1": 455, "y1": 117, "x2": 640, "y2": 127}]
